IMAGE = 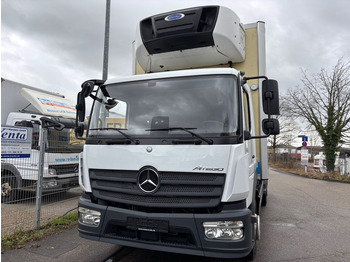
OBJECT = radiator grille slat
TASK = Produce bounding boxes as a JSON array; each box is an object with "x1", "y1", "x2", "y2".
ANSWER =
[{"x1": 49, "y1": 164, "x2": 78, "y2": 175}]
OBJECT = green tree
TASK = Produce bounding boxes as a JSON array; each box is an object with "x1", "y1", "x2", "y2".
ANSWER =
[{"x1": 285, "y1": 59, "x2": 350, "y2": 172}]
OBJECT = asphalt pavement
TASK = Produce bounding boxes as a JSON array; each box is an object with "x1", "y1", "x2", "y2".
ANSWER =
[
  {"x1": 1, "y1": 226, "x2": 122, "y2": 262},
  {"x1": 2, "y1": 169, "x2": 350, "y2": 262}
]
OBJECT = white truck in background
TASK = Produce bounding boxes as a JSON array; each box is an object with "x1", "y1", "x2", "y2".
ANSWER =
[
  {"x1": 75, "y1": 6, "x2": 279, "y2": 259},
  {"x1": 1, "y1": 79, "x2": 82, "y2": 202}
]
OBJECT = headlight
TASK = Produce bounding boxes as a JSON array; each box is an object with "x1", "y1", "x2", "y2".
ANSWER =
[
  {"x1": 79, "y1": 207, "x2": 101, "y2": 226},
  {"x1": 48, "y1": 168, "x2": 56, "y2": 176},
  {"x1": 203, "y1": 221, "x2": 244, "y2": 240}
]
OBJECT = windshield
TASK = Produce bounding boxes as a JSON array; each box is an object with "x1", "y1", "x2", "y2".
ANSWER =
[
  {"x1": 88, "y1": 75, "x2": 238, "y2": 142},
  {"x1": 46, "y1": 128, "x2": 84, "y2": 153}
]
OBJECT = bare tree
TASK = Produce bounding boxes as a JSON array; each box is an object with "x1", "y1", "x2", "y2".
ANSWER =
[
  {"x1": 268, "y1": 99, "x2": 299, "y2": 162},
  {"x1": 285, "y1": 59, "x2": 350, "y2": 171}
]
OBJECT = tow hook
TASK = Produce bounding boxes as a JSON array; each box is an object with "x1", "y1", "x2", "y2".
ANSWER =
[{"x1": 251, "y1": 214, "x2": 261, "y2": 241}]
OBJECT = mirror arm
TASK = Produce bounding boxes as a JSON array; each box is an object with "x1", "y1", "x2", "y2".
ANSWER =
[
  {"x1": 89, "y1": 93, "x2": 103, "y2": 103},
  {"x1": 249, "y1": 132, "x2": 270, "y2": 140},
  {"x1": 243, "y1": 75, "x2": 268, "y2": 85}
]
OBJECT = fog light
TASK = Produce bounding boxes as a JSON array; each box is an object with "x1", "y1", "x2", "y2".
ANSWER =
[
  {"x1": 203, "y1": 221, "x2": 244, "y2": 240},
  {"x1": 48, "y1": 181, "x2": 58, "y2": 187},
  {"x1": 79, "y1": 207, "x2": 101, "y2": 226}
]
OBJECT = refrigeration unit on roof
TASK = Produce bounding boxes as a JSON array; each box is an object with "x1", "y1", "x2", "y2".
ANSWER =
[{"x1": 134, "y1": 5, "x2": 246, "y2": 72}]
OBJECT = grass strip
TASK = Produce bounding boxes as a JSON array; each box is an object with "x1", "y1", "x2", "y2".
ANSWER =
[{"x1": 1, "y1": 212, "x2": 78, "y2": 251}]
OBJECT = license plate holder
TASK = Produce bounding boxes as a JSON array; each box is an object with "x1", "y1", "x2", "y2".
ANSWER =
[{"x1": 127, "y1": 217, "x2": 169, "y2": 233}]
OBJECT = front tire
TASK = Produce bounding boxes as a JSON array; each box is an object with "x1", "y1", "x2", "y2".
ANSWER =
[
  {"x1": 261, "y1": 181, "x2": 268, "y2": 207},
  {"x1": 261, "y1": 192, "x2": 267, "y2": 206}
]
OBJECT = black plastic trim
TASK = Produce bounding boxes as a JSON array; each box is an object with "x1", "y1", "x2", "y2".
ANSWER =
[{"x1": 85, "y1": 136, "x2": 239, "y2": 145}]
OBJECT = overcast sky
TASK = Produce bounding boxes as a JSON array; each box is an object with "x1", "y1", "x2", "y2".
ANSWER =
[{"x1": 2, "y1": 0, "x2": 350, "y2": 104}]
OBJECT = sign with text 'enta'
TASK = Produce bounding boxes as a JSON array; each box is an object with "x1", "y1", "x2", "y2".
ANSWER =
[{"x1": 1, "y1": 126, "x2": 32, "y2": 158}]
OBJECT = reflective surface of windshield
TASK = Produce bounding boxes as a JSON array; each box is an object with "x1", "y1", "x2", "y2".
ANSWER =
[
  {"x1": 89, "y1": 75, "x2": 238, "y2": 140},
  {"x1": 47, "y1": 128, "x2": 84, "y2": 153}
]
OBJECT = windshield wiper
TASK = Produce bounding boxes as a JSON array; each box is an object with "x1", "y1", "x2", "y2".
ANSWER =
[
  {"x1": 146, "y1": 127, "x2": 213, "y2": 145},
  {"x1": 89, "y1": 128, "x2": 139, "y2": 145}
]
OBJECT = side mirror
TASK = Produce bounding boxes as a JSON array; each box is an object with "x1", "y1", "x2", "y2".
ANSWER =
[
  {"x1": 40, "y1": 117, "x2": 65, "y2": 131},
  {"x1": 76, "y1": 92, "x2": 86, "y2": 123},
  {"x1": 262, "y1": 118, "x2": 280, "y2": 135},
  {"x1": 75, "y1": 124, "x2": 85, "y2": 138},
  {"x1": 262, "y1": 79, "x2": 279, "y2": 115},
  {"x1": 81, "y1": 81, "x2": 95, "y2": 98},
  {"x1": 76, "y1": 80, "x2": 95, "y2": 123},
  {"x1": 75, "y1": 79, "x2": 105, "y2": 138}
]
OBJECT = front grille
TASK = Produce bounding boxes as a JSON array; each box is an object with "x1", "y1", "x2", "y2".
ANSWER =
[
  {"x1": 89, "y1": 169, "x2": 225, "y2": 208},
  {"x1": 49, "y1": 164, "x2": 78, "y2": 175}
]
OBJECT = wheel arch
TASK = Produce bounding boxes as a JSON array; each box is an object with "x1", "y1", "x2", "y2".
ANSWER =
[{"x1": 1, "y1": 163, "x2": 23, "y2": 188}]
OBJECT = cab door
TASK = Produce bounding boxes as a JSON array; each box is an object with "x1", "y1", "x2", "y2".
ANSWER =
[{"x1": 242, "y1": 85, "x2": 257, "y2": 175}]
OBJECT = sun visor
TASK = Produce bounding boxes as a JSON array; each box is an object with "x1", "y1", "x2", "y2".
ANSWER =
[{"x1": 20, "y1": 88, "x2": 76, "y2": 119}]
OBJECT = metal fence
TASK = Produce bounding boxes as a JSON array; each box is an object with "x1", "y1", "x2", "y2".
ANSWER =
[
  {"x1": 1, "y1": 119, "x2": 83, "y2": 235},
  {"x1": 269, "y1": 152, "x2": 350, "y2": 175}
]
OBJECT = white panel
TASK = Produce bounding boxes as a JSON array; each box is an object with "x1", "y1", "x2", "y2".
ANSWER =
[
  {"x1": 221, "y1": 145, "x2": 250, "y2": 202},
  {"x1": 82, "y1": 143, "x2": 250, "y2": 202},
  {"x1": 20, "y1": 88, "x2": 76, "y2": 119},
  {"x1": 213, "y1": 6, "x2": 245, "y2": 62},
  {"x1": 84, "y1": 144, "x2": 232, "y2": 173}
]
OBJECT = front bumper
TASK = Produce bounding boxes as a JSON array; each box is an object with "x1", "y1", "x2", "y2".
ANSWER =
[
  {"x1": 78, "y1": 197, "x2": 255, "y2": 259},
  {"x1": 21, "y1": 177, "x2": 79, "y2": 192}
]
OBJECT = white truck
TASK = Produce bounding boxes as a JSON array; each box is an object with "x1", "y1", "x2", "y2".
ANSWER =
[
  {"x1": 1, "y1": 79, "x2": 82, "y2": 202},
  {"x1": 75, "y1": 6, "x2": 279, "y2": 259}
]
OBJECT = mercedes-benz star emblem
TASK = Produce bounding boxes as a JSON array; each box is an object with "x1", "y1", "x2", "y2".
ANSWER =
[{"x1": 137, "y1": 167, "x2": 160, "y2": 193}]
